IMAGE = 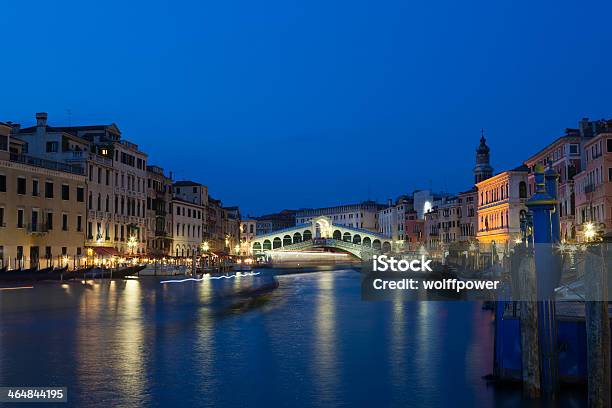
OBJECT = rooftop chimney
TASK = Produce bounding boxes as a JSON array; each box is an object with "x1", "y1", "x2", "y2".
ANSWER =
[{"x1": 36, "y1": 112, "x2": 48, "y2": 127}]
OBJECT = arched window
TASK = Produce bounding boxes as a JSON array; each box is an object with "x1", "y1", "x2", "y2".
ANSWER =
[{"x1": 519, "y1": 181, "x2": 527, "y2": 198}]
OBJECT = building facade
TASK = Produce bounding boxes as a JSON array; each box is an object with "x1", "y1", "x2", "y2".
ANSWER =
[
  {"x1": 524, "y1": 132, "x2": 582, "y2": 242},
  {"x1": 378, "y1": 196, "x2": 413, "y2": 245},
  {"x1": 404, "y1": 210, "x2": 424, "y2": 251},
  {"x1": 146, "y1": 165, "x2": 173, "y2": 257},
  {"x1": 574, "y1": 130, "x2": 612, "y2": 241},
  {"x1": 170, "y1": 198, "x2": 204, "y2": 257},
  {"x1": 13, "y1": 113, "x2": 148, "y2": 255},
  {"x1": 0, "y1": 122, "x2": 87, "y2": 269},
  {"x1": 295, "y1": 202, "x2": 383, "y2": 232},
  {"x1": 475, "y1": 166, "x2": 528, "y2": 253},
  {"x1": 255, "y1": 210, "x2": 297, "y2": 235},
  {"x1": 239, "y1": 219, "x2": 257, "y2": 256}
]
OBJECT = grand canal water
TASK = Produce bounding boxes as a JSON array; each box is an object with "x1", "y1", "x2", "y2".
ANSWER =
[{"x1": 0, "y1": 267, "x2": 585, "y2": 407}]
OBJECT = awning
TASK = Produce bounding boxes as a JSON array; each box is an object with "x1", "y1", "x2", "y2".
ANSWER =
[
  {"x1": 210, "y1": 251, "x2": 229, "y2": 257},
  {"x1": 87, "y1": 246, "x2": 120, "y2": 257}
]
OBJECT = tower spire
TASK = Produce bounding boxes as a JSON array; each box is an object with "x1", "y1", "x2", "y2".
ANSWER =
[{"x1": 473, "y1": 129, "x2": 493, "y2": 184}]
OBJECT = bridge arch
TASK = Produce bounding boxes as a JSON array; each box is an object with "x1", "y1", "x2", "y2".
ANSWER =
[
  {"x1": 303, "y1": 230, "x2": 312, "y2": 241},
  {"x1": 343, "y1": 232, "x2": 351, "y2": 242},
  {"x1": 293, "y1": 232, "x2": 302, "y2": 243},
  {"x1": 362, "y1": 237, "x2": 371, "y2": 247},
  {"x1": 382, "y1": 241, "x2": 391, "y2": 253},
  {"x1": 273, "y1": 237, "x2": 282, "y2": 249},
  {"x1": 352, "y1": 234, "x2": 361, "y2": 244},
  {"x1": 263, "y1": 240, "x2": 272, "y2": 250},
  {"x1": 372, "y1": 239, "x2": 381, "y2": 250},
  {"x1": 283, "y1": 235, "x2": 292, "y2": 246},
  {"x1": 333, "y1": 230, "x2": 342, "y2": 240},
  {"x1": 253, "y1": 242, "x2": 262, "y2": 252}
]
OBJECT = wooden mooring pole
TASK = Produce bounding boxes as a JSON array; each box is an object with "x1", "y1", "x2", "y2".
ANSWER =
[
  {"x1": 584, "y1": 247, "x2": 610, "y2": 408},
  {"x1": 519, "y1": 255, "x2": 541, "y2": 398}
]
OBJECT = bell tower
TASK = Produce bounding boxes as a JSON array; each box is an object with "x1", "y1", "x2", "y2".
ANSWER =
[{"x1": 473, "y1": 129, "x2": 493, "y2": 184}]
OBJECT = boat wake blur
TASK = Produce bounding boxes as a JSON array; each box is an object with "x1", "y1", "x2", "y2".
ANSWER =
[{"x1": 159, "y1": 271, "x2": 262, "y2": 284}]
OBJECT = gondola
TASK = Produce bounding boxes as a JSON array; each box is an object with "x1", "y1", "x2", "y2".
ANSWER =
[
  {"x1": 0, "y1": 268, "x2": 38, "y2": 281},
  {"x1": 62, "y1": 266, "x2": 93, "y2": 281},
  {"x1": 0, "y1": 266, "x2": 69, "y2": 282},
  {"x1": 96, "y1": 265, "x2": 146, "y2": 279}
]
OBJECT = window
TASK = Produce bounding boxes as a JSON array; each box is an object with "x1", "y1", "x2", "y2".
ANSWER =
[
  {"x1": 46, "y1": 141, "x2": 58, "y2": 152},
  {"x1": 77, "y1": 215, "x2": 82, "y2": 232},
  {"x1": 0, "y1": 135, "x2": 7, "y2": 151},
  {"x1": 0, "y1": 175, "x2": 5, "y2": 192},
  {"x1": 77, "y1": 187, "x2": 84, "y2": 202},
  {"x1": 32, "y1": 179, "x2": 39, "y2": 196},
  {"x1": 17, "y1": 209, "x2": 24, "y2": 228},
  {"x1": 61, "y1": 184, "x2": 69, "y2": 200},
  {"x1": 608, "y1": 139, "x2": 612, "y2": 153},
  {"x1": 45, "y1": 182, "x2": 53, "y2": 198},
  {"x1": 62, "y1": 214, "x2": 68, "y2": 231},
  {"x1": 45, "y1": 246, "x2": 52, "y2": 259},
  {"x1": 17, "y1": 177, "x2": 26, "y2": 195},
  {"x1": 519, "y1": 181, "x2": 527, "y2": 199},
  {"x1": 46, "y1": 212, "x2": 53, "y2": 230},
  {"x1": 0, "y1": 207, "x2": 4, "y2": 227}
]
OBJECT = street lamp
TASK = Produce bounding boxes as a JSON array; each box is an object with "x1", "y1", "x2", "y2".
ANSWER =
[
  {"x1": 200, "y1": 241, "x2": 209, "y2": 253},
  {"x1": 127, "y1": 235, "x2": 137, "y2": 255},
  {"x1": 584, "y1": 222, "x2": 596, "y2": 242}
]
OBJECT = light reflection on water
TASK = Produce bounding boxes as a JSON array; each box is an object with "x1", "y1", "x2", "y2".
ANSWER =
[{"x1": 0, "y1": 268, "x2": 582, "y2": 407}]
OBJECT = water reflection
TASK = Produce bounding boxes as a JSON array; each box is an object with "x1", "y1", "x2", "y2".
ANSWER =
[
  {"x1": 389, "y1": 297, "x2": 406, "y2": 390},
  {"x1": 313, "y1": 272, "x2": 339, "y2": 406},
  {"x1": 0, "y1": 269, "x2": 568, "y2": 407}
]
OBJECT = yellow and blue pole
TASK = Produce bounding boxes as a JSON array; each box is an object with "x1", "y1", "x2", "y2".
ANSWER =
[{"x1": 526, "y1": 163, "x2": 559, "y2": 395}]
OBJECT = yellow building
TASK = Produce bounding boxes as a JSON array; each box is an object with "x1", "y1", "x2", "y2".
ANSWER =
[
  {"x1": 475, "y1": 165, "x2": 528, "y2": 253},
  {"x1": 0, "y1": 122, "x2": 87, "y2": 269}
]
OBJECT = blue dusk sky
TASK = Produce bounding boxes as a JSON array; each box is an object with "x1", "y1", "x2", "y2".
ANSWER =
[{"x1": 3, "y1": 0, "x2": 612, "y2": 215}]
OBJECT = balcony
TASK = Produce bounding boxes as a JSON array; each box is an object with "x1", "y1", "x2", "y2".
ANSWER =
[
  {"x1": 10, "y1": 153, "x2": 85, "y2": 175},
  {"x1": 584, "y1": 184, "x2": 596, "y2": 193},
  {"x1": 27, "y1": 223, "x2": 49, "y2": 234}
]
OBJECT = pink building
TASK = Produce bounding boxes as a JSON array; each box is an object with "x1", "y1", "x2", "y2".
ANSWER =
[
  {"x1": 524, "y1": 131, "x2": 582, "y2": 242},
  {"x1": 404, "y1": 209, "x2": 424, "y2": 251},
  {"x1": 574, "y1": 131, "x2": 612, "y2": 241}
]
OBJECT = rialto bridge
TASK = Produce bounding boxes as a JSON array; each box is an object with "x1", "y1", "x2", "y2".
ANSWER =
[{"x1": 250, "y1": 216, "x2": 393, "y2": 260}]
